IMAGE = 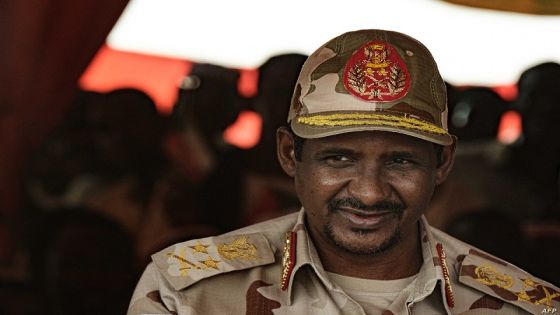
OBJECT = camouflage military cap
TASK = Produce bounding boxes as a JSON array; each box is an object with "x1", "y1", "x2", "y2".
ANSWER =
[{"x1": 288, "y1": 29, "x2": 454, "y2": 145}]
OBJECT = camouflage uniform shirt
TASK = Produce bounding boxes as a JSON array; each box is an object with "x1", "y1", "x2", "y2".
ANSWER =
[{"x1": 128, "y1": 209, "x2": 560, "y2": 314}]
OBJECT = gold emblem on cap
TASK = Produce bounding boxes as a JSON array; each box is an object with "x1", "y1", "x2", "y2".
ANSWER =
[
  {"x1": 366, "y1": 44, "x2": 390, "y2": 70},
  {"x1": 344, "y1": 41, "x2": 410, "y2": 102},
  {"x1": 218, "y1": 236, "x2": 258, "y2": 260}
]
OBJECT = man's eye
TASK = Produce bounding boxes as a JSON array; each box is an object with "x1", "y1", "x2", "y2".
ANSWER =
[
  {"x1": 390, "y1": 158, "x2": 412, "y2": 165},
  {"x1": 324, "y1": 155, "x2": 353, "y2": 166},
  {"x1": 329, "y1": 155, "x2": 350, "y2": 162}
]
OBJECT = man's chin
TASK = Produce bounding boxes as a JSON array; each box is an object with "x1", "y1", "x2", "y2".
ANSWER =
[{"x1": 325, "y1": 224, "x2": 401, "y2": 256}]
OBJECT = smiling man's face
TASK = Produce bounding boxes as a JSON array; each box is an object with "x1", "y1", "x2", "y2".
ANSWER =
[{"x1": 279, "y1": 130, "x2": 453, "y2": 256}]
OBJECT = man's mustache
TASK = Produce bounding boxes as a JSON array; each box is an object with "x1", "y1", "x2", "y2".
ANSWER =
[{"x1": 328, "y1": 198, "x2": 405, "y2": 215}]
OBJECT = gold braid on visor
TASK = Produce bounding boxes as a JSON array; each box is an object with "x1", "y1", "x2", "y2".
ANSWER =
[{"x1": 297, "y1": 113, "x2": 448, "y2": 135}]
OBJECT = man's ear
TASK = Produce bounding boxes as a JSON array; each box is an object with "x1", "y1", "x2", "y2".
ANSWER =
[
  {"x1": 435, "y1": 138, "x2": 456, "y2": 185},
  {"x1": 277, "y1": 127, "x2": 297, "y2": 178}
]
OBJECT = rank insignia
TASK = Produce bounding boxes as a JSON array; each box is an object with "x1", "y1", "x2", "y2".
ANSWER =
[
  {"x1": 474, "y1": 264, "x2": 513, "y2": 288},
  {"x1": 343, "y1": 41, "x2": 410, "y2": 102},
  {"x1": 190, "y1": 240, "x2": 210, "y2": 254},
  {"x1": 218, "y1": 236, "x2": 258, "y2": 260},
  {"x1": 152, "y1": 233, "x2": 275, "y2": 291},
  {"x1": 437, "y1": 243, "x2": 455, "y2": 308},
  {"x1": 459, "y1": 250, "x2": 560, "y2": 314},
  {"x1": 281, "y1": 232, "x2": 297, "y2": 291}
]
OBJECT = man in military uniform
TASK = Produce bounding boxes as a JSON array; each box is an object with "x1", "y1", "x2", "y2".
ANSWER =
[{"x1": 128, "y1": 29, "x2": 560, "y2": 314}]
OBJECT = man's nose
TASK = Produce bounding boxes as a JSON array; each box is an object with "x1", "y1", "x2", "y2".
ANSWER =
[{"x1": 347, "y1": 165, "x2": 392, "y2": 206}]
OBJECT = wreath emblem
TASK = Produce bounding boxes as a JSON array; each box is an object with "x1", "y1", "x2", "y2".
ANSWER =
[{"x1": 344, "y1": 41, "x2": 410, "y2": 102}]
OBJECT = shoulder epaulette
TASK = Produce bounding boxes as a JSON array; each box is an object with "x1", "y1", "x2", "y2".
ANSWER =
[
  {"x1": 152, "y1": 232, "x2": 276, "y2": 291},
  {"x1": 459, "y1": 250, "x2": 560, "y2": 314}
]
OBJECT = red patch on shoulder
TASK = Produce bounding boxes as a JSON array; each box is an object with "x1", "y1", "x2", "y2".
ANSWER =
[{"x1": 343, "y1": 41, "x2": 410, "y2": 102}]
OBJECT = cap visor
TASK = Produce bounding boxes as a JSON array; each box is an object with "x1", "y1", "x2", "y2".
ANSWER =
[{"x1": 291, "y1": 119, "x2": 454, "y2": 145}]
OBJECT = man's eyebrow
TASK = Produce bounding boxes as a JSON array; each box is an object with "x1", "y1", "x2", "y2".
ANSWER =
[
  {"x1": 313, "y1": 147, "x2": 357, "y2": 157},
  {"x1": 385, "y1": 151, "x2": 416, "y2": 158},
  {"x1": 384, "y1": 150, "x2": 431, "y2": 162}
]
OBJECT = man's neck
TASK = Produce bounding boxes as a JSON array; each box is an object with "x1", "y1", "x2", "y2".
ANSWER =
[{"x1": 312, "y1": 222, "x2": 423, "y2": 280}]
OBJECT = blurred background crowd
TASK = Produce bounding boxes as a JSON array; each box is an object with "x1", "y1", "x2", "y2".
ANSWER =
[{"x1": 1, "y1": 1, "x2": 560, "y2": 314}]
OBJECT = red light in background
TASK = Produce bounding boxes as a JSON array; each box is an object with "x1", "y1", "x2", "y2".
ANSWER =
[
  {"x1": 492, "y1": 84, "x2": 518, "y2": 101},
  {"x1": 498, "y1": 110, "x2": 522, "y2": 144},
  {"x1": 238, "y1": 68, "x2": 259, "y2": 98},
  {"x1": 79, "y1": 45, "x2": 192, "y2": 114},
  {"x1": 223, "y1": 110, "x2": 262, "y2": 149}
]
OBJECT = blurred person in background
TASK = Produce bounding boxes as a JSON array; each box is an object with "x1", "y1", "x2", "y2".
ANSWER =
[
  {"x1": 137, "y1": 64, "x2": 247, "y2": 263},
  {"x1": 23, "y1": 88, "x2": 167, "y2": 235},
  {"x1": 509, "y1": 62, "x2": 560, "y2": 218},
  {"x1": 243, "y1": 54, "x2": 308, "y2": 224},
  {"x1": 28, "y1": 207, "x2": 136, "y2": 315},
  {"x1": 506, "y1": 62, "x2": 560, "y2": 287},
  {"x1": 448, "y1": 87, "x2": 509, "y2": 142},
  {"x1": 425, "y1": 87, "x2": 536, "y2": 228}
]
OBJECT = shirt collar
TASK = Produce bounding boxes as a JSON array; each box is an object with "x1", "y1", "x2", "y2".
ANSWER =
[{"x1": 282, "y1": 209, "x2": 324, "y2": 305}]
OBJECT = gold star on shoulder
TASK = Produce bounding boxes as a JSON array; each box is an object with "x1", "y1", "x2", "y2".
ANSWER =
[
  {"x1": 190, "y1": 241, "x2": 210, "y2": 254},
  {"x1": 201, "y1": 257, "x2": 221, "y2": 270}
]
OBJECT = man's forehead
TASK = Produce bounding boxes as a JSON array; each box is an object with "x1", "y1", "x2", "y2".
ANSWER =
[{"x1": 305, "y1": 131, "x2": 434, "y2": 150}]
